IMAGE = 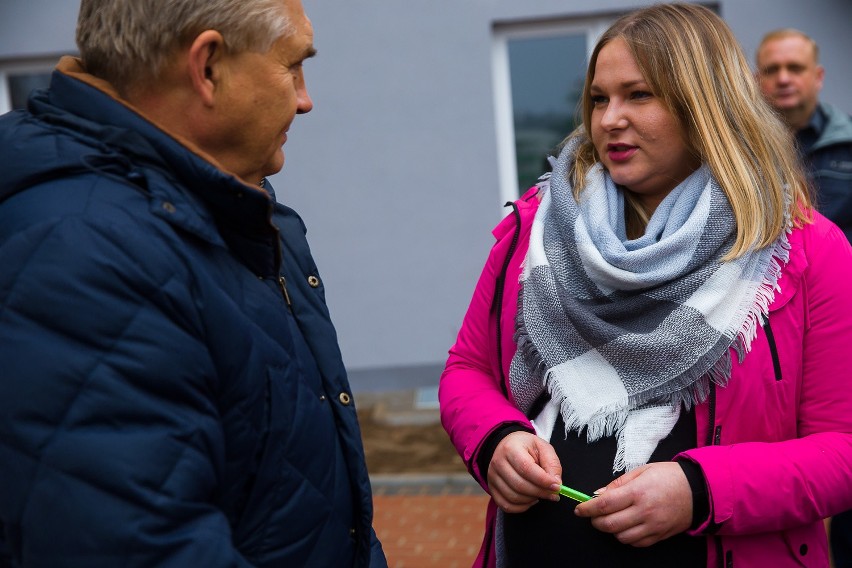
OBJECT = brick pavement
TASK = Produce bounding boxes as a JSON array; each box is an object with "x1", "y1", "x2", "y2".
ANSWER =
[{"x1": 371, "y1": 476, "x2": 490, "y2": 568}]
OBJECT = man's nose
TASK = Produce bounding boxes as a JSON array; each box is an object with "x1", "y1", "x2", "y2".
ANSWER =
[{"x1": 297, "y1": 86, "x2": 313, "y2": 115}]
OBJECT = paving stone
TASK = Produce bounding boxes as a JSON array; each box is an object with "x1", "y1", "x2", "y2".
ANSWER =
[{"x1": 372, "y1": 491, "x2": 489, "y2": 568}]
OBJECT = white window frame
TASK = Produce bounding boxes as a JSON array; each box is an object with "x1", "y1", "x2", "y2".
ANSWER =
[
  {"x1": 491, "y1": 17, "x2": 613, "y2": 207},
  {"x1": 0, "y1": 58, "x2": 59, "y2": 115}
]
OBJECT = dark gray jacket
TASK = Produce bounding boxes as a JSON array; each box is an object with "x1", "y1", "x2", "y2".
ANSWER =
[{"x1": 801, "y1": 102, "x2": 852, "y2": 241}]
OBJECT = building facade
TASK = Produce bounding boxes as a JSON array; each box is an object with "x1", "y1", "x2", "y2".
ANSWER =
[{"x1": 2, "y1": 0, "x2": 850, "y2": 393}]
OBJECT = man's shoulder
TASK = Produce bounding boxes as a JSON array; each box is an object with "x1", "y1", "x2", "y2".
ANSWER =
[
  {"x1": 0, "y1": 94, "x2": 154, "y2": 220},
  {"x1": 0, "y1": 170, "x2": 149, "y2": 238},
  {"x1": 0, "y1": 168, "x2": 206, "y2": 296},
  {"x1": 816, "y1": 102, "x2": 852, "y2": 147},
  {"x1": 820, "y1": 101, "x2": 852, "y2": 122}
]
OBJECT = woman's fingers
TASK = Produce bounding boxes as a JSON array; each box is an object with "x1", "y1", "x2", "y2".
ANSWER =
[
  {"x1": 487, "y1": 431, "x2": 562, "y2": 512},
  {"x1": 575, "y1": 462, "x2": 694, "y2": 546}
]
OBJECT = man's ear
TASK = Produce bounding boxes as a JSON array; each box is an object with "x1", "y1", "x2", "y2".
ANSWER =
[
  {"x1": 187, "y1": 30, "x2": 226, "y2": 106},
  {"x1": 815, "y1": 64, "x2": 825, "y2": 92}
]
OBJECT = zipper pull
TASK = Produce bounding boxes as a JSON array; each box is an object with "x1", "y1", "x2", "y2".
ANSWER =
[{"x1": 277, "y1": 275, "x2": 292, "y2": 308}]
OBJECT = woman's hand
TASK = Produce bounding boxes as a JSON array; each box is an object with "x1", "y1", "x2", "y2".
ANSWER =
[
  {"x1": 574, "y1": 462, "x2": 693, "y2": 546},
  {"x1": 487, "y1": 431, "x2": 562, "y2": 513}
]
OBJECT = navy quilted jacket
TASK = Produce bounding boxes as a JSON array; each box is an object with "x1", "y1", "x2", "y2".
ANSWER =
[{"x1": 0, "y1": 67, "x2": 386, "y2": 567}]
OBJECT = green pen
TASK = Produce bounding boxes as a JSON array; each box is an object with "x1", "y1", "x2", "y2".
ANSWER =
[{"x1": 558, "y1": 484, "x2": 593, "y2": 503}]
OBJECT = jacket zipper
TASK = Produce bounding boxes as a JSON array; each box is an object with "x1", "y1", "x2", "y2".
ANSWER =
[
  {"x1": 705, "y1": 383, "x2": 717, "y2": 447},
  {"x1": 480, "y1": 200, "x2": 524, "y2": 568},
  {"x1": 493, "y1": 201, "x2": 523, "y2": 398},
  {"x1": 762, "y1": 314, "x2": 782, "y2": 381},
  {"x1": 707, "y1": 380, "x2": 726, "y2": 567},
  {"x1": 269, "y1": 212, "x2": 290, "y2": 312},
  {"x1": 277, "y1": 275, "x2": 293, "y2": 310}
]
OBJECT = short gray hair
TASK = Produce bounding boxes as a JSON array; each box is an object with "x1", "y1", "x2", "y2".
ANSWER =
[{"x1": 76, "y1": 0, "x2": 293, "y2": 91}]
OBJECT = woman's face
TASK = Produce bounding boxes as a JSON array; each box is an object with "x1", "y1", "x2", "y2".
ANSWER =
[{"x1": 589, "y1": 38, "x2": 700, "y2": 215}]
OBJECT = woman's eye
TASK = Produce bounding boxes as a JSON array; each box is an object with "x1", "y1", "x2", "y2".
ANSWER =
[
  {"x1": 631, "y1": 90, "x2": 653, "y2": 100},
  {"x1": 590, "y1": 95, "x2": 607, "y2": 105}
]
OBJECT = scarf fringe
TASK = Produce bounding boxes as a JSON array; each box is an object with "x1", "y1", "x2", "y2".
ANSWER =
[
  {"x1": 614, "y1": 429, "x2": 629, "y2": 472},
  {"x1": 733, "y1": 230, "x2": 792, "y2": 361},
  {"x1": 550, "y1": 373, "x2": 627, "y2": 441}
]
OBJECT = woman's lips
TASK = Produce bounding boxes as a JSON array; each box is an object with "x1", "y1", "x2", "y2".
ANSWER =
[{"x1": 607, "y1": 144, "x2": 637, "y2": 162}]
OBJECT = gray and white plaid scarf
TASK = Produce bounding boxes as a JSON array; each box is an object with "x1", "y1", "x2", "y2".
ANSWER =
[{"x1": 509, "y1": 135, "x2": 790, "y2": 472}]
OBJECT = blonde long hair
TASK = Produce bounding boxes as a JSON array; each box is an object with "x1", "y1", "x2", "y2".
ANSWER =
[{"x1": 568, "y1": 3, "x2": 811, "y2": 258}]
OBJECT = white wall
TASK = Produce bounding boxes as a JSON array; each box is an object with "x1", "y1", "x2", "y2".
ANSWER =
[{"x1": 0, "y1": 0, "x2": 79, "y2": 58}]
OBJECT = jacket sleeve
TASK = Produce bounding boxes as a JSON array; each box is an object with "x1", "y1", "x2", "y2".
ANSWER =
[
  {"x1": 439, "y1": 222, "x2": 533, "y2": 489},
  {"x1": 0, "y1": 215, "x2": 253, "y2": 567},
  {"x1": 679, "y1": 221, "x2": 852, "y2": 535},
  {"x1": 368, "y1": 527, "x2": 388, "y2": 567}
]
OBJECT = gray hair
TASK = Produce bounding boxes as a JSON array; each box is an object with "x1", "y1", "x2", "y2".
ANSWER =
[{"x1": 76, "y1": 0, "x2": 293, "y2": 91}]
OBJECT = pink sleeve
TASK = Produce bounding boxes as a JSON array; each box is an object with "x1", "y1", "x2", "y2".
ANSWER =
[{"x1": 682, "y1": 220, "x2": 852, "y2": 534}]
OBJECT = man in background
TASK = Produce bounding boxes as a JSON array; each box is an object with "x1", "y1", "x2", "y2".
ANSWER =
[
  {"x1": 757, "y1": 28, "x2": 852, "y2": 242},
  {"x1": 757, "y1": 28, "x2": 852, "y2": 568},
  {"x1": 0, "y1": 0, "x2": 386, "y2": 566}
]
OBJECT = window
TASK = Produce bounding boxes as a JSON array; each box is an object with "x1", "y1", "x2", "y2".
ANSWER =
[
  {"x1": 492, "y1": 17, "x2": 613, "y2": 204},
  {"x1": 0, "y1": 59, "x2": 57, "y2": 115}
]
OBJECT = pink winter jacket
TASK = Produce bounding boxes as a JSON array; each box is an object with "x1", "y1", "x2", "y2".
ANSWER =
[{"x1": 439, "y1": 187, "x2": 852, "y2": 568}]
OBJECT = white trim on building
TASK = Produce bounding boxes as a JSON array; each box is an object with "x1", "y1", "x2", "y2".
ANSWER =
[
  {"x1": 491, "y1": 15, "x2": 615, "y2": 206},
  {"x1": 0, "y1": 57, "x2": 57, "y2": 114}
]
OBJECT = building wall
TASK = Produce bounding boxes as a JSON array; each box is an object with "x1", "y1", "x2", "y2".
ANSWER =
[
  {"x1": 2, "y1": 0, "x2": 850, "y2": 390},
  {"x1": 0, "y1": 0, "x2": 79, "y2": 58}
]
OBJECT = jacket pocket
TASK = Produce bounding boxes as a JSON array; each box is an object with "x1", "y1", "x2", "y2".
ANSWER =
[{"x1": 781, "y1": 522, "x2": 827, "y2": 567}]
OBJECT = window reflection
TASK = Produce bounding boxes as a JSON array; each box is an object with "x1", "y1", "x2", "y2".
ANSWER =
[
  {"x1": 9, "y1": 72, "x2": 51, "y2": 110},
  {"x1": 508, "y1": 34, "x2": 586, "y2": 193}
]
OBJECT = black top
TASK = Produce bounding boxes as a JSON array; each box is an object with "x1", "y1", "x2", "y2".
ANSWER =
[{"x1": 502, "y1": 408, "x2": 706, "y2": 567}]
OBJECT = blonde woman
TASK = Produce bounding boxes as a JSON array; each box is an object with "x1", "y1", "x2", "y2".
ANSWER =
[{"x1": 440, "y1": 3, "x2": 852, "y2": 566}]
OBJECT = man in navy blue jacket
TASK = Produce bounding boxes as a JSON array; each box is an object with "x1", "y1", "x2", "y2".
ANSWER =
[{"x1": 0, "y1": 1, "x2": 387, "y2": 566}]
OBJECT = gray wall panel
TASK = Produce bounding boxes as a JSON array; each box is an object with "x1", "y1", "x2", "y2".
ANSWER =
[{"x1": 0, "y1": 0, "x2": 80, "y2": 59}]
